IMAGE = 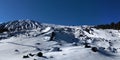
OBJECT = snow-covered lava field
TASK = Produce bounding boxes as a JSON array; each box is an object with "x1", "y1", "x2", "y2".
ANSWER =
[{"x1": 0, "y1": 20, "x2": 120, "y2": 60}]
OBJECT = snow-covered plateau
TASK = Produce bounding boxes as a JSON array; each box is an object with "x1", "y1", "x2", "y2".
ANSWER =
[{"x1": 0, "y1": 20, "x2": 120, "y2": 60}]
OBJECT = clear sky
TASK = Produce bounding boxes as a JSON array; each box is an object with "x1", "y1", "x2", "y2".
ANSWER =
[{"x1": 0, "y1": 0, "x2": 120, "y2": 25}]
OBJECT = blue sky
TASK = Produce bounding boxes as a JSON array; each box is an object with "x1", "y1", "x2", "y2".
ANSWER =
[{"x1": 0, "y1": 0, "x2": 120, "y2": 25}]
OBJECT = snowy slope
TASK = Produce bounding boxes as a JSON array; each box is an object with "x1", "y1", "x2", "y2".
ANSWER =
[{"x1": 0, "y1": 20, "x2": 120, "y2": 60}]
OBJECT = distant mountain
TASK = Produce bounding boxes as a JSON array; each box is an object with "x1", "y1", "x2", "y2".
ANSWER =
[{"x1": 0, "y1": 20, "x2": 42, "y2": 32}]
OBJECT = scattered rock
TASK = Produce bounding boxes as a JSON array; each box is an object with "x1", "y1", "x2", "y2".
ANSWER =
[
  {"x1": 35, "y1": 43, "x2": 41, "y2": 45},
  {"x1": 14, "y1": 49, "x2": 19, "y2": 52},
  {"x1": 91, "y1": 47, "x2": 98, "y2": 52},
  {"x1": 29, "y1": 53, "x2": 35, "y2": 57},
  {"x1": 49, "y1": 56, "x2": 54, "y2": 58},
  {"x1": 49, "y1": 32, "x2": 55, "y2": 41},
  {"x1": 23, "y1": 55, "x2": 29, "y2": 58},
  {"x1": 37, "y1": 52, "x2": 43, "y2": 57},
  {"x1": 51, "y1": 47, "x2": 62, "y2": 51},
  {"x1": 85, "y1": 43, "x2": 91, "y2": 48},
  {"x1": 34, "y1": 59, "x2": 37, "y2": 60}
]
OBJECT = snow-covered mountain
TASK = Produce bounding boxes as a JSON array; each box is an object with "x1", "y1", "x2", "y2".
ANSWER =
[
  {"x1": 1, "y1": 20, "x2": 42, "y2": 31},
  {"x1": 0, "y1": 20, "x2": 120, "y2": 60}
]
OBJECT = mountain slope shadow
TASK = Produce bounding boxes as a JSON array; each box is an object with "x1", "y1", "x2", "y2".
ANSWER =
[
  {"x1": 98, "y1": 49, "x2": 117, "y2": 57},
  {"x1": 55, "y1": 31, "x2": 79, "y2": 43}
]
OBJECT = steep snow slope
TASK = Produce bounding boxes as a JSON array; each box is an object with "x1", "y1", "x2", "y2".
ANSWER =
[{"x1": 0, "y1": 20, "x2": 120, "y2": 60}]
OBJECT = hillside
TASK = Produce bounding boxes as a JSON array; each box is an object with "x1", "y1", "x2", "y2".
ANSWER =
[{"x1": 0, "y1": 20, "x2": 120, "y2": 60}]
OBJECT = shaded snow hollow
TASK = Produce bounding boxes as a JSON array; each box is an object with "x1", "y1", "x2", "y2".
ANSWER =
[{"x1": 0, "y1": 20, "x2": 120, "y2": 60}]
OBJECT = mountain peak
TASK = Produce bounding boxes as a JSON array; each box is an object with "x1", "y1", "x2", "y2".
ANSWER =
[{"x1": 3, "y1": 20, "x2": 42, "y2": 31}]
